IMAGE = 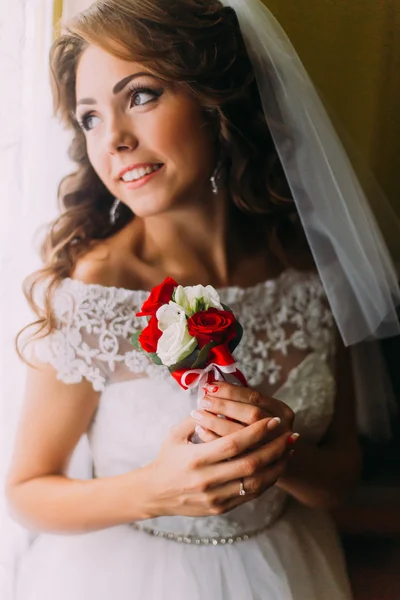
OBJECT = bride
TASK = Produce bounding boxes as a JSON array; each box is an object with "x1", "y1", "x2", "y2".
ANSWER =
[{"x1": 5, "y1": 1, "x2": 400, "y2": 598}]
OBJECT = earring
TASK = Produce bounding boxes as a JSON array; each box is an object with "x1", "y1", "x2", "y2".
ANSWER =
[
  {"x1": 210, "y1": 172, "x2": 219, "y2": 195},
  {"x1": 210, "y1": 161, "x2": 225, "y2": 195},
  {"x1": 110, "y1": 198, "x2": 121, "y2": 225}
]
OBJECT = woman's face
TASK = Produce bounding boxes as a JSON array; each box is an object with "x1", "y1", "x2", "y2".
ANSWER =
[{"x1": 75, "y1": 44, "x2": 217, "y2": 218}]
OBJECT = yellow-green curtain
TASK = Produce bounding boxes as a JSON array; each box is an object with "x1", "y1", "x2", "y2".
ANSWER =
[
  {"x1": 264, "y1": 0, "x2": 400, "y2": 257},
  {"x1": 53, "y1": 0, "x2": 63, "y2": 38}
]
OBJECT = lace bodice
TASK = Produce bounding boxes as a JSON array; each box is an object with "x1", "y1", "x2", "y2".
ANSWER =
[{"x1": 34, "y1": 269, "x2": 337, "y2": 542}]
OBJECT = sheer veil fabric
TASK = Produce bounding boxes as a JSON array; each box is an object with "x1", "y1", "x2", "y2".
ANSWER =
[
  {"x1": 222, "y1": 0, "x2": 400, "y2": 440},
  {"x1": 223, "y1": 0, "x2": 400, "y2": 346}
]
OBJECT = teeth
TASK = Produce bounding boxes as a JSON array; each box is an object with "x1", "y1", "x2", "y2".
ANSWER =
[{"x1": 122, "y1": 164, "x2": 161, "y2": 182}]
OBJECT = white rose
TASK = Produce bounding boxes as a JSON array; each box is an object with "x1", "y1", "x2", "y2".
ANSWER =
[
  {"x1": 174, "y1": 284, "x2": 223, "y2": 315},
  {"x1": 156, "y1": 302, "x2": 186, "y2": 331},
  {"x1": 156, "y1": 311, "x2": 197, "y2": 367}
]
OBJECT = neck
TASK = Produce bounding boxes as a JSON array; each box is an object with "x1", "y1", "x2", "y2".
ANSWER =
[{"x1": 127, "y1": 190, "x2": 259, "y2": 288}]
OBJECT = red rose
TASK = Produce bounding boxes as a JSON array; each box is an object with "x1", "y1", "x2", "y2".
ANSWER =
[
  {"x1": 187, "y1": 308, "x2": 236, "y2": 349},
  {"x1": 136, "y1": 277, "x2": 178, "y2": 317},
  {"x1": 138, "y1": 315, "x2": 162, "y2": 353}
]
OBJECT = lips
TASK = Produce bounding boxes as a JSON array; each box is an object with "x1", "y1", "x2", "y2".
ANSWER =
[
  {"x1": 121, "y1": 164, "x2": 163, "y2": 183},
  {"x1": 117, "y1": 163, "x2": 163, "y2": 181},
  {"x1": 120, "y1": 164, "x2": 164, "y2": 190}
]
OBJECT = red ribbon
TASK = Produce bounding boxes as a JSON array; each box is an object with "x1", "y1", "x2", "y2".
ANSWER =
[{"x1": 172, "y1": 343, "x2": 247, "y2": 390}]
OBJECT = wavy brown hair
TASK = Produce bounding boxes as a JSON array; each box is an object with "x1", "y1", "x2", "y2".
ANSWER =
[{"x1": 17, "y1": 0, "x2": 302, "y2": 359}]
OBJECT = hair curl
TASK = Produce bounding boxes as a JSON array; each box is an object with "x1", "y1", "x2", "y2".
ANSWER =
[{"x1": 17, "y1": 0, "x2": 302, "y2": 360}]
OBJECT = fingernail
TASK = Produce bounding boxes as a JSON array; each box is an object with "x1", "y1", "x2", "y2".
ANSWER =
[
  {"x1": 288, "y1": 433, "x2": 300, "y2": 445},
  {"x1": 267, "y1": 417, "x2": 281, "y2": 431},
  {"x1": 200, "y1": 398, "x2": 212, "y2": 409},
  {"x1": 195, "y1": 425, "x2": 206, "y2": 435},
  {"x1": 206, "y1": 385, "x2": 219, "y2": 394},
  {"x1": 191, "y1": 410, "x2": 204, "y2": 421},
  {"x1": 289, "y1": 449, "x2": 296, "y2": 459}
]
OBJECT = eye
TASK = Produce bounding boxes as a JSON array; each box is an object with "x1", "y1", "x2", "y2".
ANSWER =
[
  {"x1": 129, "y1": 86, "x2": 162, "y2": 108},
  {"x1": 77, "y1": 113, "x2": 101, "y2": 132}
]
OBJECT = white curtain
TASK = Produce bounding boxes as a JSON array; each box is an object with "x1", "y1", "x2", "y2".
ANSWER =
[
  {"x1": 63, "y1": 0, "x2": 95, "y2": 19},
  {"x1": 0, "y1": 1, "x2": 74, "y2": 597}
]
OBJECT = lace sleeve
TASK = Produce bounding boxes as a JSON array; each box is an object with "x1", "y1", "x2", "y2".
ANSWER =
[{"x1": 33, "y1": 280, "x2": 149, "y2": 392}]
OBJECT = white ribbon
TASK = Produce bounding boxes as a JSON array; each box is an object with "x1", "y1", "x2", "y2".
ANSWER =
[{"x1": 181, "y1": 362, "x2": 238, "y2": 404}]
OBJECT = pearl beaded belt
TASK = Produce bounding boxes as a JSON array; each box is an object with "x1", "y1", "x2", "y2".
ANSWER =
[{"x1": 129, "y1": 522, "x2": 271, "y2": 545}]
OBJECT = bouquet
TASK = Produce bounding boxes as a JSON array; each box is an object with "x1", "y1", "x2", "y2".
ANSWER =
[{"x1": 131, "y1": 277, "x2": 247, "y2": 398}]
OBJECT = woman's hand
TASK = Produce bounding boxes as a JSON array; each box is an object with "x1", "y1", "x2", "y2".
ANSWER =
[
  {"x1": 145, "y1": 415, "x2": 294, "y2": 519},
  {"x1": 191, "y1": 381, "x2": 296, "y2": 444}
]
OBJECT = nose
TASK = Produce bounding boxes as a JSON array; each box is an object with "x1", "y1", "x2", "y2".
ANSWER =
[{"x1": 105, "y1": 113, "x2": 139, "y2": 155}]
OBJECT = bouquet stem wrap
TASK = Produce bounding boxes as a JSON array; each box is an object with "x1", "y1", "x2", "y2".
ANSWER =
[
  {"x1": 172, "y1": 346, "x2": 248, "y2": 444},
  {"x1": 172, "y1": 346, "x2": 247, "y2": 403}
]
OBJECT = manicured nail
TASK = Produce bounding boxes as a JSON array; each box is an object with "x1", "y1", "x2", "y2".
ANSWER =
[
  {"x1": 289, "y1": 449, "x2": 296, "y2": 458},
  {"x1": 191, "y1": 410, "x2": 204, "y2": 421},
  {"x1": 206, "y1": 385, "x2": 219, "y2": 394},
  {"x1": 267, "y1": 417, "x2": 281, "y2": 431},
  {"x1": 200, "y1": 398, "x2": 212, "y2": 409},
  {"x1": 288, "y1": 433, "x2": 300, "y2": 445},
  {"x1": 195, "y1": 425, "x2": 206, "y2": 435}
]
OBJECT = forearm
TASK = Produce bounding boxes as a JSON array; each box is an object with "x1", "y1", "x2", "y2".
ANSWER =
[
  {"x1": 275, "y1": 438, "x2": 363, "y2": 509},
  {"x1": 7, "y1": 467, "x2": 153, "y2": 535}
]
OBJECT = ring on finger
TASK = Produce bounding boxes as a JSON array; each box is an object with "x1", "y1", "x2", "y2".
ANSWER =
[{"x1": 239, "y1": 478, "x2": 246, "y2": 496}]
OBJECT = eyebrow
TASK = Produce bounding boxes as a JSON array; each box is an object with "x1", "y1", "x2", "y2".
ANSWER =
[{"x1": 76, "y1": 72, "x2": 154, "y2": 107}]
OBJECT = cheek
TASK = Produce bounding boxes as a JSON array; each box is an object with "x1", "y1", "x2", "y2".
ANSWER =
[
  {"x1": 152, "y1": 102, "x2": 216, "y2": 173},
  {"x1": 87, "y1": 140, "x2": 116, "y2": 189}
]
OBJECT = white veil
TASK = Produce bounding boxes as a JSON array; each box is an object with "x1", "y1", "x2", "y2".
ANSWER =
[
  {"x1": 223, "y1": 0, "x2": 400, "y2": 347},
  {"x1": 222, "y1": 0, "x2": 399, "y2": 441}
]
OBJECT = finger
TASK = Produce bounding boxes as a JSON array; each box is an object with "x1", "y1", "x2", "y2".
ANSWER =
[
  {"x1": 205, "y1": 455, "x2": 289, "y2": 515},
  {"x1": 195, "y1": 425, "x2": 219, "y2": 443},
  {"x1": 199, "y1": 396, "x2": 273, "y2": 427},
  {"x1": 203, "y1": 381, "x2": 256, "y2": 404},
  {"x1": 197, "y1": 418, "x2": 273, "y2": 465},
  {"x1": 205, "y1": 478, "x2": 258, "y2": 508},
  {"x1": 205, "y1": 430, "x2": 293, "y2": 486},
  {"x1": 170, "y1": 417, "x2": 197, "y2": 443},
  {"x1": 204, "y1": 382, "x2": 294, "y2": 426},
  {"x1": 217, "y1": 494, "x2": 257, "y2": 514},
  {"x1": 202, "y1": 454, "x2": 290, "y2": 516},
  {"x1": 240, "y1": 454, "x2": 289, "y2": 496},
  {"x1": 212, "y1": 460, "x2": 288, "y2": 515},
  {"x1": 191, "y1": 409, "x2": 244, "y2": 436}
]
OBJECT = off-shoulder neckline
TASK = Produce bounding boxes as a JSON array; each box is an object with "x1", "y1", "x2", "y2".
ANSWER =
[{"x1": 60, "y1": 268, "x2": 319, "y2": 298}]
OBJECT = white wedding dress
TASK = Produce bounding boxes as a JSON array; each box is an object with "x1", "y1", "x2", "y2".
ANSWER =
[{"x1": 15, "y1": 269, "x2": 353, "y2": 599}]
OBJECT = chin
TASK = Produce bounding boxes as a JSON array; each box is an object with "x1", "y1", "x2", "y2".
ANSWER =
[{"x1": 124, "y1": 195, "x2": 177, "y2": 219}]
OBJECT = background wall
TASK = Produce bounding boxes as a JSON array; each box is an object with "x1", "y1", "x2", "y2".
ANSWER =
[{"x1": 264, "y1": 0, "x2": 400, "y2": 256}]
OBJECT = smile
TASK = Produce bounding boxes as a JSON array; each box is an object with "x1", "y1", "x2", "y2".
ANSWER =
[
  {"x1": 119, "y1": 163, "x2": 164, "y2": 191},
  {"x1": 121, "y1": 164, "x2": 163, "y2": 183}
]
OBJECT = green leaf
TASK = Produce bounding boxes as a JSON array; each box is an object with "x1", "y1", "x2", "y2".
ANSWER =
[
  {"x1": 130, "y1": 331, "x2": 142, "y2": 349},
  {"x1": 228, "y1": 320, "x2": 244, "y2": 354},
  {"x1": 221, "y1": 303, "x2": 233, "y2": 313},
  {"x1": 192, "y1": 341, "x2": 219, "y2": 369},
  {"x1": 168, "y1": 349, "x2": 200, "y2": 373},
  {"x1": 147, "y1": 352, "x2": 163, "y2": 366}
]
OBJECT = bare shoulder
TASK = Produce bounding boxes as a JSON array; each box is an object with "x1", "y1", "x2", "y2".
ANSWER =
[
  {"x1": 70, "y1": 228, "x2": 145, "y2": 290},
  {"x1": 71, "y1": 242, "x2": 118, "y2": 286}
]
